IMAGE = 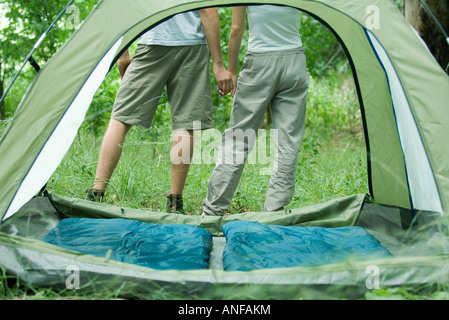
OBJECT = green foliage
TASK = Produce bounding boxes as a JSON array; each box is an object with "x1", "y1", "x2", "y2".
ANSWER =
[
  {"x1": 0, "y1": 0, "x2": 98, "y2": 118},
  {"x1": 306, "y1": 74, "x2": 361, "y2": 136},
  {"x1": 0, "y1": 0, "x2": 97, "y2": 69},
  {"x1": 392, "y1": 0, "x2": 403, "y2": 10},
  {"x1": 300, "y1": 13, "x2": 349, "y2": 79},
  {"x1": 365, "y1": 284, "x2": 449, "y2": 300},
  {"x1": 84, "y1": 67, "x2": 120, "y2": 135}
]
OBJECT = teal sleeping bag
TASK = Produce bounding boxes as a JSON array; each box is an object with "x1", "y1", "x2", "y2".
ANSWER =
[
  {"x1": 42, "y1": 218, "x2": 213, "y2": 270},
  {"x1": 222, "y1": 221, "x2": 392, "y2": 271}
]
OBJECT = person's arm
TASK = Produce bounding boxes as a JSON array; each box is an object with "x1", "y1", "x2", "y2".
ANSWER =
[
  {"x1": 117, "y1": 49, "x2": 132, "y2": 79},
  {"x1": 227, "y1": 6, "x2": 246, "y2": 98},
  {"x1": 199, "y1": 8, "x2": 233, "y2": 96}
]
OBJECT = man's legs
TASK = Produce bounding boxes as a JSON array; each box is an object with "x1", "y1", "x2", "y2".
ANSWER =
[
  {"x1": 166, "y1": 130, "x2": 194, "y2": 213},
  {"x1": 170, "y1": 130, "x2": 194, "y2": 194},
  {"x1": 165, "y1": 45, "x2": 214, "y2": 213},
  {"x1": 87, "y1": 119, "x2": 131, "y2": 201},
  {"x1": 87, "y1": 44, "x2": 169, "y2": 202},
  {"x1": 88, "y1": 122, "x2": 195, "y2": 210}
]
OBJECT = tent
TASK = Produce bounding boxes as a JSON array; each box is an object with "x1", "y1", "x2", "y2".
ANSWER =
[{"x1": 1, "y1": 0, "x2": 449, "y2": 299}]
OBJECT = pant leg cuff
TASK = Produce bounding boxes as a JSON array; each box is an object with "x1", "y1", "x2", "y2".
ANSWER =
[{"x1": 202, "y1": 198, "x2": 227, "y2": 216}]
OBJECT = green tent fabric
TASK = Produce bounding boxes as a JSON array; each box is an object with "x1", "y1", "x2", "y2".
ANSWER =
[{"x1": 1, "y1": 0, "x2": 449, "y2": 299}]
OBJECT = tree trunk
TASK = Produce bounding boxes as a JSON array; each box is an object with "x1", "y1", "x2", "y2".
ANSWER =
[
  {"x1": 405, "y1": 0, "x2": 420, "y2": 30},
  {"x1": 404, "y1": 0, "x2": 449, "y2": 73}
]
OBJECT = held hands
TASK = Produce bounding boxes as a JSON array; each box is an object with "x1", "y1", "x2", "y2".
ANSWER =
[
  {"x1": 118, "y1": 50, "x2": 237, "y2": 96},
  {"x1": 217, "y1": 70, "x2": 237, "y2": 98},
  {"x1": 213, "y1": 63, "x2": 235, "y2": 97}
]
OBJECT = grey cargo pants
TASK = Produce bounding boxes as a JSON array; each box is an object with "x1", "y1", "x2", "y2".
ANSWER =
[{"x1": 203, "y1": 47, "x2": 308, "y2": 215}]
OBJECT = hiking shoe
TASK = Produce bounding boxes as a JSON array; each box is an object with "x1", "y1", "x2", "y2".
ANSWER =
[
  {"x1": 166, "y1": 193, "x2": 185, "y2": 214},
  {"x1": 85, "y1": 188, "x2": 105, "y2": 202}
]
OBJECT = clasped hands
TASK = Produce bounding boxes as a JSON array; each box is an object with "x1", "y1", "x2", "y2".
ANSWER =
[{"x1": 213, "y1": 64, "x2": 237, "y2": 98}]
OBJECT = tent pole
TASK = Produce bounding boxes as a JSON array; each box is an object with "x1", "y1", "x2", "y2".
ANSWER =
[
  {"x1": 0, "y1": 0, "x2": 75, "y2": 106},
  {"x1": 418, "y1": 0, "x2": 449, "y2": 46}
]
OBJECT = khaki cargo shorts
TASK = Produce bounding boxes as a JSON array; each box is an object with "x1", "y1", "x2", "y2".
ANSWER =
[{"x1": 111, "y1": 44, "x2": 214, "y2": 130}]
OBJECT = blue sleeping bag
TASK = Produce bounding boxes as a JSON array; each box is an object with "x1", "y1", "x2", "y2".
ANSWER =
[
  {"x1": 43, "y1": 218, "x2": 213, "y2": 270},
  {"x1": 222, "y1": 221, "x2": 392, "y2": 271}
]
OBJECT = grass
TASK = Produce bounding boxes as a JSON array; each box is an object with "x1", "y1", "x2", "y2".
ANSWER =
[
  {"x1": 47, "y1": 127, "x2": 367, "y2": 217},
  {"x1": 49, "y1": 122, "x2": 367, "y2": 214}
]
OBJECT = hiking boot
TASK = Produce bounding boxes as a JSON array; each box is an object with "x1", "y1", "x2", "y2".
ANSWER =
[
  {"x1": 85, "y1": 188, "x2": 105, "y2": 202},
  {"x1": 166, "y1": 193, "x2": 185, "y2": 214}
]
